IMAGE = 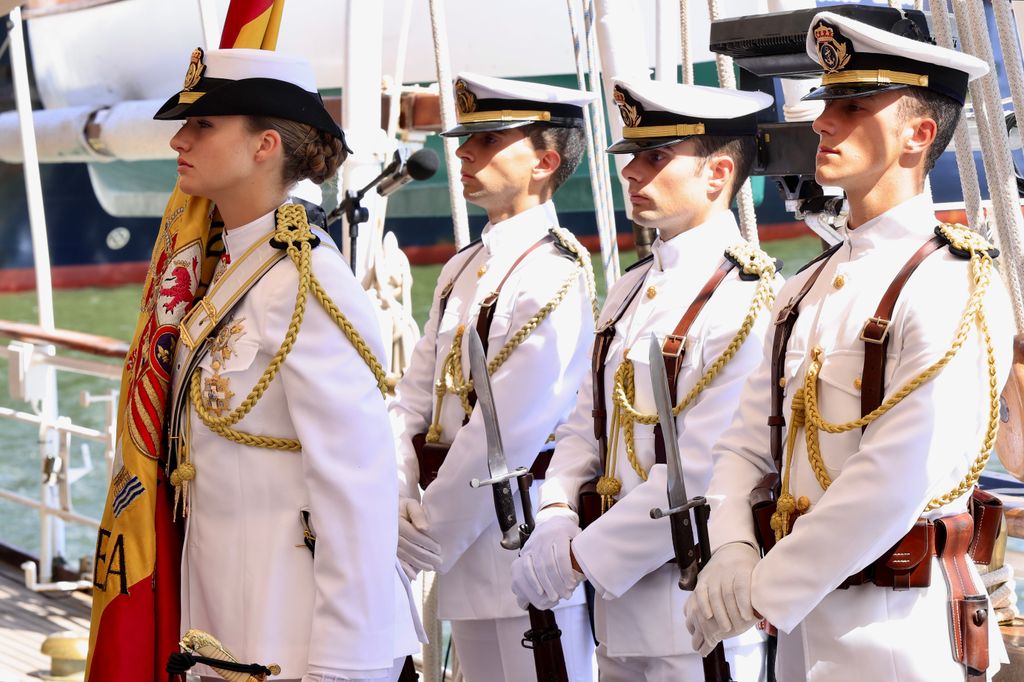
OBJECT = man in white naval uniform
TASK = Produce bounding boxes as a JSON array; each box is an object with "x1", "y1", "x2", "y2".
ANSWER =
[
  {"x1": 510, "y1": 79, "x2": 781, "y2": 681},
  {"x1": 685, "y1": 13, "x2": 1015, "y2": 682},
  {"x1": 155, "y1": 48, "x2": 421, "y2": 681},
  {"x1": 389, "y1": 73, "x2": 597, "y2": 682}
]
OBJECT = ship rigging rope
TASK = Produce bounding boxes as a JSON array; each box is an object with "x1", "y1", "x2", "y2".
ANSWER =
[
  {"x1": 928, "y1": 0, "x2": 985, "y2": 232},
  {"x1": 428, "y1": 0, "x2": 471, "y2": 250},
  {"x1": 953, "y1": 0, "x2": 1024, "y2": 332},
  {"x1": 566, "y1": 0, "x2": 620, "y2": 289},
  {"x1": 679, "y1": 0, "x2": 693, "y2": 85},
  {"x1": 706, "y1": 0, "x2": 760, "y2": 247}
]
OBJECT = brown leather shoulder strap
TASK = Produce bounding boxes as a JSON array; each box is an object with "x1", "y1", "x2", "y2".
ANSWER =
[
  {"x1": 859, "y1": 234, "x2": 946, "y2": 422},
  {"x1": 654, "y1": 257, "x2": 737, "y2": 465},
  {"x1": 769, "y1": 249, "x2": 839, "y2": 471},
  {"x1": 466, "y1": 234, "x2": 554, "y2": 411},
  {"x1": 474, "y1": 234, "x2": 552, "y2": 356},
  {"x1": 438, "y1": 241, "x2": 486, "y2": 321},
  {"x1": 592, "y1": 260, "x2": 655, "y2": 467}
]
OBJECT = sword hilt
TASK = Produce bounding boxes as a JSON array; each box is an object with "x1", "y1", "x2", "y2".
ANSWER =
[
  {"x1": 649, "y1": 495, "x2": 708, "y2": 520},
  {"x1": 650, "y1": 495, "x2": 711, "y2": 591},
  {"x1": 471, "y1": 467, "x2": 532, "y2": 551},
  {"x1": 470, "y1": 467, "x2": 531, "y2": 489}
]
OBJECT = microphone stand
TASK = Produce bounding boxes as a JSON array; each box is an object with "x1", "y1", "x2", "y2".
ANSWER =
[{"x1": 334, "y1": 150, "x2": 405, "y2": 272}]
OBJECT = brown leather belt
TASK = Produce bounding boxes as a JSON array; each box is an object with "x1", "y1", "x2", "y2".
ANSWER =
[{"x1": 414, "y1": 433, "x2": 553, "y2": 489}]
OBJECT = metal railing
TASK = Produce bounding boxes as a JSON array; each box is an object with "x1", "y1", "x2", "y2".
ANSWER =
[{"x1": 0, "y1": 320, "x2": 125, "y2": 591}]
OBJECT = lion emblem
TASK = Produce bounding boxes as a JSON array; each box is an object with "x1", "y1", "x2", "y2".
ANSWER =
[
  {"x1": 155, "y1": 242, "x2": 202, "y2": 326},
  {"x1": 814, "y1": 22, "x2": 851, "y2": 74}
]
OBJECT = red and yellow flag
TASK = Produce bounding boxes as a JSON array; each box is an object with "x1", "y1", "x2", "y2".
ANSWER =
[{"x1": 86, "y1": 3, "x2": 286, "y2": 679}]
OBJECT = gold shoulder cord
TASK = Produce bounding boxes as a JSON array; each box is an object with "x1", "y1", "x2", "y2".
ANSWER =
[
  {"x1": 602, "y1": 243, "x2": 777, "y2": 500},
  {"x1": 771, "y1": 224, "x2": 1001, "y2": 541},
  {"x1": 425, "y1": 230, "x2": 598, "y2": 444},
  {"x1": 187, "y1": 205, "x2": 388, "y2": 452}
]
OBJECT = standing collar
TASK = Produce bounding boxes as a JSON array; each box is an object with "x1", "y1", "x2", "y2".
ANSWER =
[
  {"x1": 650, "y1": 210, "x2": 743, "y2": 272},
  {"x1": 222, "y1": 207, "x2": 277, "y2": 258},
  {"x1": 839, "y1": 193, "x2": 936, "y2": 253},
  {"x1": 480, "y1": 201, "x2": 558, "y2": 256}
]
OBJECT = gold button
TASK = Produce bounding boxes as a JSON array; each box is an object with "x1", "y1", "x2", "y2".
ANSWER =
[
  {"x1": 212, "y1": 361, "x2": 221, "y2": 370},
  {"x1": 646, "y1": 286, "x2": 657, "y2": 299},
  {"x1": 778, "y1": 377, "x2": 787, "y2": 388},
  {"x1": 796, "y1": 496, "x2": 811, "y2": 512},
  {"x1": 853, "y1": 377, "x2": 862, "y2": 391},
  {"x1": 477, "y1": 265, "x2": 488, "y2": 278},
  {"x1": 832, "y1": 274, "x2": 846, "y2": 289}
]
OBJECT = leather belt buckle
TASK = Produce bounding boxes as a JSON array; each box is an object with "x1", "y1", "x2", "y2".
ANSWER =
[
  {"x1": 859, "y1": 316, "x2": 891, "y2": 345},
  {"x1": 663, "y1": 334, "x2": 686, "y2": 357}
]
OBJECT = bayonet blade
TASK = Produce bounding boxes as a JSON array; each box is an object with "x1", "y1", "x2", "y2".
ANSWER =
[
  {"x1": 467, "y1": 327, "x2": 521, "y2": 549},
  {"x1": 648, "y1": 332, "x2": 700, "y2": 589},
  {"x1": 649, "y1": 332, "x2": 688, "y2": 509}
]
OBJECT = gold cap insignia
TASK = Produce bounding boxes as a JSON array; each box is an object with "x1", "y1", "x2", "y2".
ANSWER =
[
  {"x1": 183, "y1": 47, "x2": 206, "y2": 91},
  {"x1": 814, "y1": 21, "x2": 851, "y2": 74},
  {"x1": 455, "y1": 79, "x2": 477, "y2": 115},
  {"x1": 613, "y1": 86, "x2": 641, "y2": 128}
]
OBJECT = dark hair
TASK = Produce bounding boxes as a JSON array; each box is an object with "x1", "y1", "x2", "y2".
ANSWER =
[
  {"x1": 689, "y1": 135, "x2": 758, "y2": 204},
  {"x1": 522, "y1": 123, "x2": 587, "y2": 193},
  {"x1": 247, "y1": 116, "x2": 347, "y2": 185},
  {"x1": 897, "y1": 87, "x2": 963, "y2": 173}
]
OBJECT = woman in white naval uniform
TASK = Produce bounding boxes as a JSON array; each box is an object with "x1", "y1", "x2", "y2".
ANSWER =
[
  {"x1": 511, "y1": 80, "x2": 779, "y2": 681},
  {"x1": 153, "y1": 48, "x2": 421, "y2": 681},
  {"x1": 684, "y1": 13, "x2": 1014, "y2": 682}
]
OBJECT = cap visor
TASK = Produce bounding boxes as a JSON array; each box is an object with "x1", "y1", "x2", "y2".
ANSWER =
[
  {"x1": 153, "y1": 95, "x2": 193, "y2": 120},
  {"x1": 801, "y1": 83, "x2": 909, "y2": 101},
  {"x1": 440, "y1": 119, "x2": 536, "y2": 137},
  {"x1": 606, "y1": 136, "x2": 687, "y2": 154}
]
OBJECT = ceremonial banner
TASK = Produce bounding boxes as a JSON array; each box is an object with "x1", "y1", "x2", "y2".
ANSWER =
[{"x1": 86, "y1": 3, "x2": 285, "y2": 678}]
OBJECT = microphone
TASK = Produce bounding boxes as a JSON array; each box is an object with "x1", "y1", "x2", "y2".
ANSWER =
[
  {"x1": 377, "y1": 148, "x2": 440, "y2": 197},
  {"x1": 328, "y1": 146, "x2": 441, "y2": 272}
]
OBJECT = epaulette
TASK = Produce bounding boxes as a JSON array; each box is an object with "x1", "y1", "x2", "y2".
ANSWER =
[
  {"x1": 625, "y1": 253, "x2": 654, "y2": 272},
  {"x1": 456, "y1": 237, "x2": 482, "y2": 254},
  {"x1": 795, "y1": 242, "x2": 842, "y2": 275},
  {"x1": 548, "y1": 227, "x2": 581, "y2": 261},
  {"x1": 724, "y1": 242, "x2": 781, "y2": 281},
  {"x1": 270, "y1": 203, "x2": 320, "y2": 250},
  {"x1": 936, "y1": 223, "x2": 1000, "y2": 260},
  {"x1": 290, "y1": 197, "x2": 327, "y2": 229}
]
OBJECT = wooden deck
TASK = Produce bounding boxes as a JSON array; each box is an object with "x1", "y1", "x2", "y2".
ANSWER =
[{"x1": 0, "y1": 562, "x2": 90, "y2": 682}]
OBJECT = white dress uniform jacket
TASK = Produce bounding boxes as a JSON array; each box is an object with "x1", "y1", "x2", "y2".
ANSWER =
[
  {"x1": 539, "y1": 211, "x2": 780, "y2": 658},
  {"x1": 390, "y1": 201, "x2": 593, "y2": 620},
  {"x1": 181, "y1": 208, "x2": 421, "y2": 679},
  {"x1": 706, "y1": 194, "x2": 1014, "y2": 681}
]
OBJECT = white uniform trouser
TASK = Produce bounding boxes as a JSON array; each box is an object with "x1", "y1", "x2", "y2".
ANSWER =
[
  {"x1": 596, "y1": 640, "x2": 767, "y2": 682},
  {"x1": 200, "y1": 657, "x2": 406, "y2": 682},
  {"x1": 449, "y1": 603, "x2": 594, "y2": 682}
]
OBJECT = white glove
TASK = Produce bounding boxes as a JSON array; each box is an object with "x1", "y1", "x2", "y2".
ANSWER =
[
  {"x1": 684, "y1": 541, "x2": 760, "y2": 653},
  {"x1": 397, "y1": 497, "x2": 441, "y2": 577},
  {"x1": 510, "y1": 506, "x2": 583, "y2": 610}
]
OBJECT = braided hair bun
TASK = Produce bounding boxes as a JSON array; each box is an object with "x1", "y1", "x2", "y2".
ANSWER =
[{"x1": 248, "y1": 115, "x2": 348, "y2": 186}]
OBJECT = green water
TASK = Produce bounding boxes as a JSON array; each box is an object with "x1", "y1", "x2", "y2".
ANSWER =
[{"x1": 0, "y1": 238, "x2": 822, "y2": 566}]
